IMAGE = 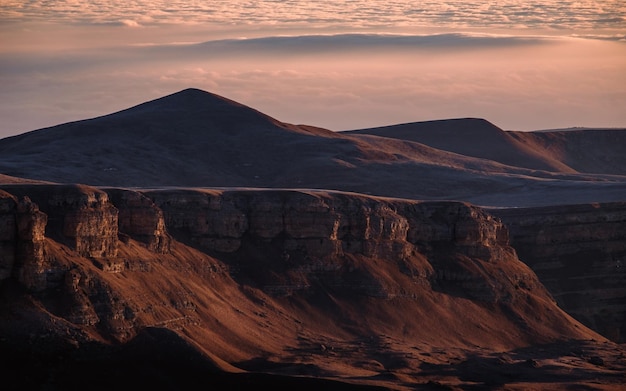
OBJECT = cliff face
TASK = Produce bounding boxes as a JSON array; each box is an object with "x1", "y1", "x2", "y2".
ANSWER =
[
  {"x1": 105, "y1": 188, "x2": 171, "y2": 254},
  {"x1": 145, "y1": 189, "x2": 532, "y2": 303},
  {"x1": 0, "y1": 184, "x2": 609, "y2": 391},
  {"x1": 0, "y1": 185, "x2": 117, "y2": 291},
  {"x1": 492, "y1": 203, "x2": 626, "y2": 342},
  {"x1": 2, "y1": 184, "x2": 618, "y2": 389}
]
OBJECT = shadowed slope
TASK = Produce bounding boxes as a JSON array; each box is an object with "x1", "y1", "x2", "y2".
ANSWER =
[
  {"x1": 509, "y1": 129, "x2": 626, "y2": 176},
  {"x1": 343, "y1": 118, "x2": 576, "y2": 173},
  {"x1": 0, "y1": 88, "x2": 343, "y2": 187}
]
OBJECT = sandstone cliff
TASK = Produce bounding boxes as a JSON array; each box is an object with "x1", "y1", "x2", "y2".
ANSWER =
[
  {"x1": 492, "y1": 202, "x2": 626, "y2": 343},
  {"x1": 145, "y1": 189, "x2": 533, "y2": 304},
  {"x1": 0, "y1": 184, "x2": 618, "y2": 390}
]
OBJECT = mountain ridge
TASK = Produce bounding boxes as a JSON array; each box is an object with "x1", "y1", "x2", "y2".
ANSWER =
[{"x1": 1, "y1": 88, "x2": 625, "y2": 207}]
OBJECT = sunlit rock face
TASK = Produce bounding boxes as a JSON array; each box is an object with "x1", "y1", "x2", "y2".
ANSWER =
[
  {"x1": 2, "y1": 185, "x2": 119, "y2": 258},
  {"x1": 104, "y1": 188, "x2": 171, "y2": 254},
  {"x1": 145, "y1": 188, "x2": 532, "y2": 302},
  {"x1": 0, "y1": 185, "x2": 118, "y2": 291},
  {"x1": 14, "y1": 196, "x2": 48, "y2": 291},
  {"x1": 0, "y1": 185, "x2": 564, "y2": 333},
  {"x1": 492, "y1": 202, "x2": 626, "y2": 342},
  {"x1": 0, "y1": 193, "x2": 50, "y2": 291}
]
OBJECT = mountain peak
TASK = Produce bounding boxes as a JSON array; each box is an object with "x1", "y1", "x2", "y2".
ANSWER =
[{"x1": 108, "y1": 88, "x2": 252, "y2": 118}]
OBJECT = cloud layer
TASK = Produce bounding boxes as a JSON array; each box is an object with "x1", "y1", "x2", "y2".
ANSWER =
[
  {"x1": 2, "y1": 0, "x2": 625, "y2": 32},
  {"x1": 1, "y1": 32, "x2": 625, "y2": 136},
  {"x1": 1, "y1": 2, "x2": 625, "y2": 137}
]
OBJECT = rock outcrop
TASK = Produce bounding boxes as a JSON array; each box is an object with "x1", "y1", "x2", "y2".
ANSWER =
[
  {"x1": 2, "y1": 184, "x2": 118, "y2": 259},
  {"x1": 105, "y1": 188, "x2": 171, "y2": 253},
  {"x1": 0, "y1": 185, "x2": 118, "y2": 291},
  {"x1": 145, "y1": 189, "x2": 538, "y2": 303},
  {"x1": 0, "y1": 185, "x2": 550, "y2": 314},
  {"x1": 492, "y1": 202, "x2": 626, "y2": 342}
]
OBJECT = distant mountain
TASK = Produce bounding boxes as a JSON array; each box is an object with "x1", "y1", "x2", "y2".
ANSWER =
[
  {"x1": 509, "y1": 129, "x2": 626, "y2": 176},
  {"x1": 1, "y1": 88, "x2": 625, "y2": 207},
  {"x1": 342, "y1": 118, "x2": 576, "y2": 173},
  {"x1": 345, "y1": 118, "x2": 626, "y2": 176}
]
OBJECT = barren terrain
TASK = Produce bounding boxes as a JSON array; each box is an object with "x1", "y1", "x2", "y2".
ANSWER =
[{"x1": 0, "y1": 89, "x2": 624, "y2": 390}]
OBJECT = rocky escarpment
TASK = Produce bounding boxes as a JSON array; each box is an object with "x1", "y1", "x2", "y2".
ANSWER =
[
  {"x1": 491, "y1": 203, "x2": 626, "y2": 342},
  {"x1": 105, "y1": 188, "x2": 171, "y2": 254},
  {"x1": 144, "y1": 189, "x2": 535, "y2": 302},
  {"x1": 1, "y1": 184, "x2": 616, "y2": 390},
  {"x1": 0, "y1": 185, "x2": 119, "y2": 291},
  {"x1": 1, "y1": 185, "x2": 173, "y2": 274},
  {"x1": 1, "y1": 185, "x2": 562, "y2": 330},
  {"x1": 1, "y1": 190, "x2": 50, "y2": 291}
]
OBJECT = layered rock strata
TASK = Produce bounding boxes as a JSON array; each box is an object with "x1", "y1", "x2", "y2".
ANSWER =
[
  {"x1": 492, "y1": 202, "x2": 626, "y2": 342},
  {"x1": 105, "y1": 188, "x2": 171, "y2": 253},
  {"x1": 145, "y1": 189, "x2": 535, "y2": 302},
  {"x1": 0, "y1": 184, "x2": 596, "y2": 350},
  {"x1": 0, "y1": 185, "x2": 538, "y2": 303}
]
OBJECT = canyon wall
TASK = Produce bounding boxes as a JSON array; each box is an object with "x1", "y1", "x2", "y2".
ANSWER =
[
  {"x1": 0, "y1": 185, "x2": 532, "y2": 304},
  {"x1": 0, "y1": 184, "x2": 610, "y2": 346},
  {"x1": 491, "y1": 203, "x2": 626, "y2": 342},
  {"x1": 144, "y1": 189, "x2": 531, "y2": 302},
  {"x1": 0, "y1": 185, "x2": 172, "y2": 291}
]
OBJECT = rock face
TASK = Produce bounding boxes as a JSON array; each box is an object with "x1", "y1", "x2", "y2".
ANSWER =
[
  {"x1": 1, "y1": 184, "x2": 617, "y2": 390},
  {"x1": 1, "y1": 185, "x2": 547, "y2": 311},
  {"x1": 105, "y1": 188, "x2": 171, "y2": 253},
  {"x1": 0, "y1": 185, "x2": 119, "y2": 292},
  {"x1": 146, "y1": 189, "x2": 535, "y2": 303},
  {"x1": 14, "y1": 196, "x2": 48, "y2": 291},
  {"x1": 2, "y1": 185, "x2": 119, "y2": 258},
  {"x1": 491, "y1": 202, "x2": 626, "y2": 342},
  {"x1": 0, "y1": 185, "x2": 615, "y2": 343}
]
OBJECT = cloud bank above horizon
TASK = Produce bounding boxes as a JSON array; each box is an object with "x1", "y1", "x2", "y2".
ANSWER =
[
  {"x1": 3, "y1": 0, "x2": 625, "y2": 32},
  {"x1": 1, "y1": 1, "x2": 625, "y2": 136}
]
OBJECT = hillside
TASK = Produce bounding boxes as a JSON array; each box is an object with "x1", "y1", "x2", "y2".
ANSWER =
[
  {"x1": 345, "y1": 119, "x2": 626, "y2": 176},
  {"x1": 1, "y1": 89, "x2": 625, "y2": 207},
  {"x1": 343, "y1": 118, "x2": 575, "y2": 173}
]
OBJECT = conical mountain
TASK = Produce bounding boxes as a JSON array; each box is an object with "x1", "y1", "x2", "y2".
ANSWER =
[{"x1": 0, "y1": 88, "x2": 344, "y2": 187}]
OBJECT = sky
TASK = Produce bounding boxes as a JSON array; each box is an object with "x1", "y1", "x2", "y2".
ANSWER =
[{"x1": 1, "y1": 1, "x2": 625, "y2": 137}]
